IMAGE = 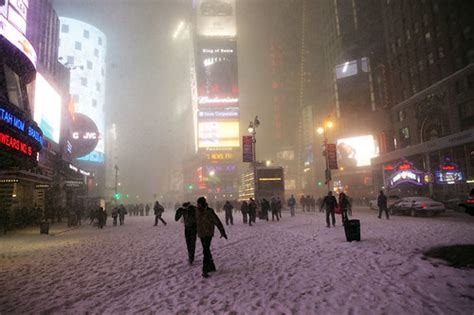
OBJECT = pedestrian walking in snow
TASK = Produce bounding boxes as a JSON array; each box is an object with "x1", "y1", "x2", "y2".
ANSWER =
[
  {"x1": 118, "y1": 204, "x2": 127, "y2": 225},
  {"x1": 240, "y1": 200, "x2": 249, "y2": 224},
  {"x1": 96, "y1": 207, "x2": 105, "y2": 229},
  {"x1": 338, "y1": 192, "x2": 351, "y2": 225},
  {"x1": 300, "y1": 195, "x2": 306, "y2": 212},
  {"x1": 153, "y1": 201, "x2": 167, "y2": 226},
  {"x1": 320, "y1": 191, "x2": 338, "y2": 228},
  {"x1": 277, "y1": 197, "x2": 282, "y2": 219},
  {"x1": 288, "y1": 194, "x2": 296, "y2": 216},
  {"x1": 145, "y1": 204, "x2": 150, "y2": 216},
  {"x1": 111, "y1": 207, "x2": 118, "y2": 226},
  {"x1": 261, "y1": 198, "x2": 270, "y2": 221},
  {"x1": 270, "y1": 197, "x2": 279, "y2": 221},
  {"x1": 175, "y1": 202, "x2": 197, "y2": 265},
  {"x1": 248, "y1": 198, "x2": 257, "y2": 226},
  {"x1": 196, "y1": 197, "x2": 227, "y2": 278},
  {"x1": 223, "y1": 200, "x2": 234, "y2": 225},
  {"x1": 377, "y1": 190, "x2": 389, "y2": 219}
]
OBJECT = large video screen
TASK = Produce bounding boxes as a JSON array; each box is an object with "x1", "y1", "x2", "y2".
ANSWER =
[
  {"x1": 196, "y1": 0, "x2": 236, "y2": 37},
  {"x1": 196, "y1": 38, "x2": 238, "y2": 109},
  {"x1": 33, "y1": 73, "x2": 62, "y2": 143},
  {"x1": 198, "y1": 121, "x2": 239, "y2": 148},
  {"x1": 336, "y1": 135, "x2": 379, "y2": 167}
]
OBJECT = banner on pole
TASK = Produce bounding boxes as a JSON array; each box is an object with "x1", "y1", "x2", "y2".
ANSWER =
[
  {"x1": 327, "y1": 143, "x2": 338, "y2": 170},
  {"x1": 242, "y1": 136, "x2": 253, "y2": 162}
]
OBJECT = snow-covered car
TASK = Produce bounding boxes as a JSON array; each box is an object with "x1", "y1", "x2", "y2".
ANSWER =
[
  {"x1": 369, "y1": 195, "x2": 401, "y2": 210},
  {"x1": 458, "y1": 189, "x2": 474, "y2": 216},
  {"x1": 389, "y1": 197, "x2": 446, "y2": 217}
]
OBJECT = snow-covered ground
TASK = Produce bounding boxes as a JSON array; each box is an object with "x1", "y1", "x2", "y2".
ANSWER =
[{"x1": 1, "y1": 207, "x2": 473, "y2": 314}]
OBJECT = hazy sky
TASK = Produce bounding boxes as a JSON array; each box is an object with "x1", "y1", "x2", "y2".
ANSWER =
[{"x1": 52, "y1": 0, "x2": 271, "y2": 200}]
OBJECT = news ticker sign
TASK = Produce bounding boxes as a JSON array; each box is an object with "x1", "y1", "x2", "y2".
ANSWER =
[
  {"x1": 198, "y1": 109, "x2": 239, "y2": 119},
  {"x1": 242, "y1": 135, "x2": 253, "y2": 162},
  {"x1": 326, "y1": 143, "x2": 338, "y2": 170}
]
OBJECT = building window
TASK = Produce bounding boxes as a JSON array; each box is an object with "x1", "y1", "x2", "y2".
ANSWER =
[
  {"x1": 73, "y1": 94, "x2": 80, "y2": 102},
  {"x1": 84, "y1": 30, "x2": 90, "y2": 39},
  {"x1": 81, "y1": 77, "x2": 87, "y2": 87},
  {"x1": 433, "y1": 2, "x2": 439, "y2": 13},
  {"x1": 414, "y1": 22, "x2": 419, "y2": 34},
  {"x1": 468, "y1": 73, "x2": 474, "y2": 89},
  {"x1": 3, "y1": 65, "x2": 24, "y2": 109},
  {"x1": 96, "y1": 82, "x2": 101, "y2": 91},
  {"x1": 428, "y1": 53, "x2": 434, "y2": 65},
  {"x1": 101, "y1": 68, "x2": 105, "y2": 76},
  {"x1": 455, "y1": 80, "x2": 465, "y2": 94},
  {"x1": 61, "y1": 24, "x2": 69, "y2": 33},
  {"x1": 94, "y1": 48, "x2": 99, "y2": 57},
  {"x1": 87, "y1": 61, "x2": 93, "y2": 70},
  {"x1": 418, "y1": 60, "x2": 425, "y2": 72},
  {"x1": 401, "y1": 127, "x2": 410, "y2": 139},
  {"x1": 75, "y1": 41, "x2": 82, "y2": 50},
  {"x1": 398, "y1": 110, "x2": 405, "y2": 122},
  {"x1": 98, "y1": 37, "x2": 102, "y2": 46},
  {"x1": 406, "y1": 29, "x2": 411, "y2": 41},
  {"x1": 423, "y1": 13, "x2": 429, "y2": 26},
  {"x1": 397, "y1": 37, "x2": 402, "y2": 48},
  {"x1": 67, "y1": 56, "x2": 74, "y2": 65},
  {"x1": 425, "y1": 32, "x2": 431, "y2": 41},
  {"x1": 438, "y1": 46, "x2": 445, "y2": 59},
  {"x1": 92, "y1": 99, "x2": 97, "y2": 108},
  {"x1": 412, "y1": 84, "x2": 417, "y2": 94}
]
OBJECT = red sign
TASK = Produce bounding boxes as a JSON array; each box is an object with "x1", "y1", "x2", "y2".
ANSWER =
[
  {"x1": 441, "y1": 165, "x2": 456, "y2": 171},
  {"x1": 242, "y1": 136, "x2": 253, "y2": 162},
  {"x1": 327, "y1": 143, "x2": 338, "y2": 170},
  {"x1": 399, "y1": 163, "x2": 411, "y2": 170},
  {"x1": 0, "y1": 131, "x2": 32, "y2": 156},
  {"x1": 384, "y1": 164, "x2": 394, "y2": 171}
]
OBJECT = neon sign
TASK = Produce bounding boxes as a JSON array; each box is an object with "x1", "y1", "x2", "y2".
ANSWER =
[
  {"x1": 436, "y1": 160, "x2": 464, "y2": 184},
  {"x1": 0, "y1": 131, "x2": 32, "y2": 156},
  {"x1": 389, "y1": 170, "x2": 423, "y2": 187},
  {"x1": 0, "y1": 105, "x2": 43, "y2": 147}
]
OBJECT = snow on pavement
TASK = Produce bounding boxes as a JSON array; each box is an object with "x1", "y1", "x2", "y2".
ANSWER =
[{"x1": 1, "y1": 208, "x2": 473, "y2": 314}]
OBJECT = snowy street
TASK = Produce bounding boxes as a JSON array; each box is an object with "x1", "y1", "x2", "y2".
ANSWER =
[{"x1": 1, "y1": 207, "x2": 473, "y2": 314}]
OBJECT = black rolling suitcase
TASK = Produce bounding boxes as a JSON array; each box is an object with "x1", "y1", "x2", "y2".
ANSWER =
[{"x1": 344, "y1": 219, "x2": 360, "y2": 242}]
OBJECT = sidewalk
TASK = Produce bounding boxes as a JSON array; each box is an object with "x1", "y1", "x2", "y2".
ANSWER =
[{"x1": 4, "y1": 223, "x2": 80, "y2": 237}]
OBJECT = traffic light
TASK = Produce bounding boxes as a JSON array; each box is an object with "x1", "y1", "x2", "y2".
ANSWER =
[
  {"x1": 125, "y1": 194, "x2": 129, "y2": 199},
  {"x1": 114, "y1": 193, "x2": 121, "y2": 200},
  {"x1": 187, "y1": 184, "x2": 194, "y2": 190},
  {"x1": 317, "y1": 181, "x2": 323, "y2": 187}
]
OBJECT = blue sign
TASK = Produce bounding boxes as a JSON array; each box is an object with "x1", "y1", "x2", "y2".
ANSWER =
[
  {"x1": 0, "y1": 106, "x2": 43, "y2": 146},
  {"x1": 435, "y1": 171, "x2": 464, "y2": 184}
]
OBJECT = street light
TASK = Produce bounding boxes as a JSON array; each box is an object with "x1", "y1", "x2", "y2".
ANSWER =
[
  {"x1": 114, "y1": 164, "x2": 119, "y2": 205},
  {"x1": 248, "y1": 116, "x2": 260, "y2": 200},
  {"x1": 316, "y1": 119, "x2": 334, "y2": 192}
]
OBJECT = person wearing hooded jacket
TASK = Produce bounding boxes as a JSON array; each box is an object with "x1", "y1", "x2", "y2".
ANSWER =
[
  {"x1": 175, "y1": 202, "x2": 197, "y2": 265},
  {"x1": 196, "y1": 197, "x2": 227, "y2": 278}
]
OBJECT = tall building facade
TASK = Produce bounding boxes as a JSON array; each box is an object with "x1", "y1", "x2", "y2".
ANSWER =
[
  {"x1": 372, "y1": 0, "x2": 474, "y2": 199},
  {"x1": 58, "y1": 17, "x2": 107, "y2": 195}
]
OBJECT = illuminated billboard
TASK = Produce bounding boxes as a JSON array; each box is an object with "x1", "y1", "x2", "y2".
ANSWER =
[
  {"x1": 196, "y1": 38, "x2": 238, "y2": 109},
  {"x1": 336, "y1": 135, "x2": 379, "y2": 167},
  {"x1": 196, "y1": 0, "x2": 236, "y2": 37},
  {"x1": 198, "y1": 121, "x2": 239, "y2": 148},
  {"x1": 0, "y1": 15, "x2": 37, "y2": 67},
  {"x1": 33, "y1": 74, "x2": 61, "y2": 143}
]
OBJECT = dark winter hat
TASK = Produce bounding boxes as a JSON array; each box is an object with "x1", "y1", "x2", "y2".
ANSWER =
[
  {"x1": 183, "y1": 202, "x2": 190, "y2": 207},
  {"x1": 197, "y1": 197, "x2": 207, "y2": 207}
]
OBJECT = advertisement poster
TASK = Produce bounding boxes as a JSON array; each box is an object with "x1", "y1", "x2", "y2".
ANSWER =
[
  {"x1": 33, "y1": 74, "x2": 61, "y2": 143},
  {"x1": 326, "y1": 143, "x2": 338, "y2": 170},
  {"x1": 196, "y1": 0, "x2": 236, "y2": 37},
  {"x1": 196, "y1": 38, "x2": 238, "y2": 109}
]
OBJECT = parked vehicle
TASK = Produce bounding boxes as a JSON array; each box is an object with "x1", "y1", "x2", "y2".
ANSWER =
[
  {"x1": 369, "y1": 195, "x2": 401, "y2": 210},
  {"x1": 389, "y1": 197, "x2": 446, "y2": 217},
  {"x1": 458, "y1": 189, "x2": 474, "y2": 216},
  {"x1": 443, "y1": 194, "x2": 469, "y2": 211}
]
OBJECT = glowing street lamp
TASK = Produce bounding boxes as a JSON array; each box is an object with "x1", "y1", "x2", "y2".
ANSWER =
[
  {"x1": 316, "y1": 119, "x2": 335, "y2": 191},
  {"x1": 209, "y1": 170, "x2": 216, "y2": 177},
  {"x1": 248, "y1": 116, "x2": 260, "y2": 200}
]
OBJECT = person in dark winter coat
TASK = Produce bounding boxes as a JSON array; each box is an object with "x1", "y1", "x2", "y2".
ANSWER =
[
  {"x1": 111, "y1": 207, "x2": 118, "y2": 226},
  {"x1": 320, "y1": 191, "x2": 338, "y2": 228},
  {"x1": 153, "y1": 201, "x2": 167, "y2": 226},
  {"x1": 270, "y1": 197, "x2": 279, "y2": 221},
  {"x1": 118, "y1": 205, "x2": 127, "y2": 225},
  {"x1": 223, "y1": 201, "x2": 234, "y2": 225},
  {"x1": 261, "y1": 198, "x2": 270, "y2": 221},
  {"x1": 175, "y1": 202, "x2": 197, "y2": 265},
  {"x1": 240, "y1": 201, "x2": 249, "y2": 224},
  {"x1": 196, "y1": 197, "x2": 227, "y2": 278},
  {"x1": 338, "y1": 192, "x2": 351, "y2": 225},
  {"x1": 96, "y1": 207, "x2": 105, "y2": 229},
  {"x1": 248, "y1": 198, "x2": 257, "y2": 226},
  {"x1": 377, "y1": 190, "x2": 389, "y2": 219},
  {"x1": 288, "y1": 195, "x2": 296, "y2": 216}
]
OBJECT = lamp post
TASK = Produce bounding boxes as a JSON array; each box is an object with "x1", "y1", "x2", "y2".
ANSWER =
[
  {"x1": 317, "y1": 120, "x2": 334, "y2": 192},
  {"x1": 114, "y1": 164, "x2": 119, "y2": 205},
  {"x1": 248, "y1": 116, "x2": 260, "y2": 201}
]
